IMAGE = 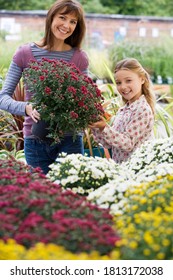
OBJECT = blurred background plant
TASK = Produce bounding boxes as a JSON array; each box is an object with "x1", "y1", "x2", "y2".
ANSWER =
[
  {"x1": 1, "y1": 0, "x2": 173, "y2": 17},
  {"x1": 88, "y1": 35, "x2": 173, "y2": 84},
  {"x1": 0, "y1": 80, "x2": 24, "y2": 151}
]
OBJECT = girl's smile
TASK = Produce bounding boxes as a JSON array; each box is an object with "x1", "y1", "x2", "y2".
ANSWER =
[{"x1": 115, "y1": 69, "x2": 144, "y2": 104}]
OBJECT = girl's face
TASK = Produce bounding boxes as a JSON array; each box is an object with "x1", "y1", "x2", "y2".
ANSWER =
[
  {"x1": 115, "y1": 69, "x2": 144, "y2": 104},
  {"x1": 51, "y1": 9, "x2": 78, "y2": 42}
]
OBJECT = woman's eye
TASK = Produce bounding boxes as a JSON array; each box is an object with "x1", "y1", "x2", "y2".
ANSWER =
[{"x1": 71, "y1": 20, "x2": 77, "y2": 25}]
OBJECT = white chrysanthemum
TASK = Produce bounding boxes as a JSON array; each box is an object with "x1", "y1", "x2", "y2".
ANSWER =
[
  {"x1": 68, "y1": 168, "x2": 78, "y2": 175},
  {"x1": 47, "y1": 138, "x2": 173, "y2": 215}
]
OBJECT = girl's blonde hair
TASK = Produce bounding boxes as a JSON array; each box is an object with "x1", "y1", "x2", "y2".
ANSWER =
[{"x1": 114, "y1": 58, "x2": 156, "y2": 115}]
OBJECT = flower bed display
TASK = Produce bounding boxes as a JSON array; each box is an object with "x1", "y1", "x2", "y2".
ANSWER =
[
  {"x1": 81, "y1": 137, "x2": 173, "y2": 215},
  {"x1": 47, "y1": 153, "x2": 130, "y2": 195},
  {"x1": 0, "y1": 239, "x2": 119, "y2": 260},
  {"x1": 47, "y1": 137, "x2": 173, "y2": 260},
  {"x1": 1, "y1": 136, "x2": 173, "y2": 260},
  {"x1": 123, "y1": 136, "x2": 173, "y2": 173},
  {"x1": 115, "y1": 174, "x2": 173, "y2": 260},
  {"x1": 0, "y1": 159, "x2": 120, "y2": 256}
]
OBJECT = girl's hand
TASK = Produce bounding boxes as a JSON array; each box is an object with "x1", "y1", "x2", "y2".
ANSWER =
[
  {"x1": 88, "y1": 116, "x2": 107, "y2": 131},
  {"x1": 25, "y1": 104, "x2": 40, "y2": 122}
]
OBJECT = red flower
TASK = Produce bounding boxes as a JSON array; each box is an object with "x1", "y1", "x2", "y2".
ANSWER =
[
  {"x1": 39, "y1": 76, "x2": 45, "y2": 81},
  {"x1": 67, "y1": 86, "x2": 77, "y2": 94},
  {"x1": 44, "y1": 86, "x2": 51, "y2": 94},
  {"x1": 81, "y1": 85, "x2": 88, "y2": 94},
  {"x1": 78, "y1": 101, "x2": 85, "y2": 107},
  {"x1": 70, "y1": 111, "x2": 79, "y2": 119},
  {"x1": 70, "y1": 72, "x2": 79, "y2": 81}
]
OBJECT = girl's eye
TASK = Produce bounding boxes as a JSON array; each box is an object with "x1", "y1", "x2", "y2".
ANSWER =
[
  {"x1": 116, "y1": 82, "x2": 121, "y2": 85},
  {"x1": 59, "y1": 16, "x2": 65, "y2": 20}
]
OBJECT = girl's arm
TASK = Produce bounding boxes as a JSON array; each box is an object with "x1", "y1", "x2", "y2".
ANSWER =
[
  {"x1": 91, "y1": 108, "x2": 154, "y2": 152},
  {"x1": 89, "y1": 116, "x2": 112, "y2": 149}
]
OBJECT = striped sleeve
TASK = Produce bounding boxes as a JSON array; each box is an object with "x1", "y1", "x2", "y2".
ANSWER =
[{"x1": 0, "y1": 61, "x2": 27, "y2": 116}]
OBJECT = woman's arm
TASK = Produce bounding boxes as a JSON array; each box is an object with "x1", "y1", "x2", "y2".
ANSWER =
[{"x1": 0, "y1": 61, "x2": 28, "y2": 116}]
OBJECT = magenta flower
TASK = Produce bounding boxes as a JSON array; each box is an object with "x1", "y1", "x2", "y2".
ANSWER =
[
  {"x1": 67, "y1": 86, "x2": 77, "y2": 94},
  {"x1": 78, "y1": 101, "x2": 85, "y2": 107},
  {"x1": 44, "y1": 86, "x2": 51, "y2": 94},
  {"x1": 0, "y1": 158, "x2": 121, "y2": 255},
  {"x1": 39, "y1": 76, "x2": 45, "y2": 81},
  {"x1": 70, "y1": 111, "x2": 79, "y2": 119},
  {"x1": 81, "y1": 85, "x2": 88, "y2": 94}
]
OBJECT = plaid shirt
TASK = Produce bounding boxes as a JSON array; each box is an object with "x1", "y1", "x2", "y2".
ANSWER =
[{"x1": 92, "y1": 95, "x2": 154, "y2": 163}]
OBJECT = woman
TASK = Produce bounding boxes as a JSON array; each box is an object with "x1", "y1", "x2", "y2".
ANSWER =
[{"x1": 0, "y1": 0, "x2": 89, "y2": 174}]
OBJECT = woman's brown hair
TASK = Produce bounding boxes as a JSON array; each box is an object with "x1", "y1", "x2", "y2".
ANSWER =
[{"x1": 40, "y1": 0, "x2": 86, "y2": 49}]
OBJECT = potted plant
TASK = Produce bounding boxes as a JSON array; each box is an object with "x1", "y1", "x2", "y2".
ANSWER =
[{"x1": 23, "y1": 58, "x2": 105, "y2": 143}]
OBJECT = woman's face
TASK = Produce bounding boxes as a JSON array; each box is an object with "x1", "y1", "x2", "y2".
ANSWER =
[
  {"x1": 51, "y1": 9, "x2": 78, "y2": 42},
  {"x1": 115, "y1": 69, "x2": 144, "y2": 104}
]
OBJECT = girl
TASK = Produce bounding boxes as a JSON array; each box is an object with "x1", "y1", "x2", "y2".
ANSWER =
[
  {"x1": 0, "y1": 0, "x2": 88, "y2": 174},
  {"x1": 89, "y1": 58, "x2": 155, "y2": 163}
]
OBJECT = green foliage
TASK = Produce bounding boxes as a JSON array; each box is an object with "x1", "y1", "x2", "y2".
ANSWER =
[
  {"x1": 87, "y1": 48, "x2": 113, "y2": 80},
  {"x1": 0, "y1": 148, "x2": 25, "y2": 162},
  {"x1": 155, "y1": 101, "x2": 173, "y2": 138},
  {"x1": 108, "y1": 37, "x2": 173, "y2": 81},
  {"x1": 110, "y1": 0, "x2": 169, "y2": 16},
  {"x1": 0, "y1": 0, "x2": 172, "y2": 16},
  {"x1": 0, "y1": 0, "x2": 54, "y2": 10},
  {"x1": 0, "y1": 110, "x2": 23, "y2": 151},
  {"x1": 0, "y1": 40, "x2": 19, "y2": 69},
  {"x1": 80, "y1": 0, "x2": 112, "y2": 14},
  {"x1": 82, "y1": 0, "x2": 172, "y2": 15},
  {"x1": 0, "y1": 30, "x2": 43, "y2": 69},
  {"x1": 0, "y1": 80, "x2": 24, "y2": 151},
  {"x1": 0, "y1": 30, "x2": 7, "y2": 41}
]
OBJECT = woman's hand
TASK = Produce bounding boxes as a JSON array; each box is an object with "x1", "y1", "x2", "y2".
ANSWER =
[
  {"x1": 25, "y1": 104, "x2": 40, "y2": 122},
  {"x1": 88, "y1": 116, "x2": 107, "y2": 131}
]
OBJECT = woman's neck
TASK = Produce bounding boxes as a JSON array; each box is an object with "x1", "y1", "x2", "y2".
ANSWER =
[
  {"x1": 35, "y1": 40, "x2": 72, "y2": 52},
  {"x1": 51, "y1": 43, "x2": 72, "y2": 51}
]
